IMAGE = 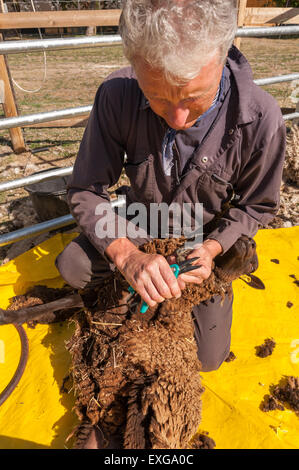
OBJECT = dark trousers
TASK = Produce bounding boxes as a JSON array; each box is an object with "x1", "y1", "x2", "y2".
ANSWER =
[{"x1": 55, "y1": 233, "x2": 233, "y2": 372}]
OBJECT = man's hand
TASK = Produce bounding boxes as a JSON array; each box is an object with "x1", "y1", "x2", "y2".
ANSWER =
[
  {"x1": 168, "y1": 239, "x2": 223, "y2": 287},
  {"x1": 105, "y1": 238, "x2": 182, "y2": 308}
]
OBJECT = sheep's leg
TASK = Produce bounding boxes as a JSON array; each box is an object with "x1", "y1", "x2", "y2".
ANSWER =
[{"x1": 72, "y1": 420, "x2": 123, "y2": 449}]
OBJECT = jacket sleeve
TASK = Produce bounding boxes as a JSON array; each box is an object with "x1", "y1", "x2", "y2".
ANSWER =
[
  {"x1": 206, "y1": 121, "x2": 286, "y2": 254},
  {"x1": 67, "y1": 81, "x2": 149, "y2": 259}
]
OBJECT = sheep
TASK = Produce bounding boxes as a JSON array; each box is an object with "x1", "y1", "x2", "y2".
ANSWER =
[{"x1": 66, "y1": 234, "x2": 258, "y2": 449}]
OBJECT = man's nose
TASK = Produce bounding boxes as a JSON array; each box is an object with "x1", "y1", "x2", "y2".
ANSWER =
[{"x1": 167, "y1": 105, "x2": 190, "y2": 128}]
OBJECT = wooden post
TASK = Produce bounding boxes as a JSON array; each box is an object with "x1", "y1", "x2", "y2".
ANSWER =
[
  {"x1": 0, "y1": 40, "x2": 26, "y2": 153},
  {"x1": 234, "y1": 0, "x2": 248, "y2": 50},
  {"x1": 0, "y1": 0, "x2": 26, "y2": 154}
]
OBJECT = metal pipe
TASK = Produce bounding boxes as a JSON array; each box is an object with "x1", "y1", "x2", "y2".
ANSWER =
[
  {"x1": 0, "y1": 26, "x2": 298, "y2": 55},
  {"x1": 254, "y1": 73, "x2": 299, "y2": 86},
  {"x1": 0, "y1": 197, "x2": 126, "y2": 247},
  {"x1": 1, "y1": 73, "x2": 298, "y2": 130},
  {"x1": 283, "y1": 112, "x2": 299, "y2": 121},
  {"x1": 0, "y1": 34, "x2": 123, "y2": 55},
  {"x1": 0, "y1": 105, "x2": 92, "y2": 130},
  {"x1": 0, "y1": 166, "x2": 73, "y2": 193},
  {"x1": 0, "y1": 214, "x2": 75, "y2": 247},
  {"x1": 236, "y1": 25, "x2": 299, "y2": 37}
]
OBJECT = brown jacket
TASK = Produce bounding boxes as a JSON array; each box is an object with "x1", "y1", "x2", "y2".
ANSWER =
[{"x1": 67, "y1": 46, "x2": 286, "y2": 257}]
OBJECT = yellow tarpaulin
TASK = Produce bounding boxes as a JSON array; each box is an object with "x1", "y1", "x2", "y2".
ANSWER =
[{"x1": 0, "y1": 227, "x2": 298, "y2": 449}]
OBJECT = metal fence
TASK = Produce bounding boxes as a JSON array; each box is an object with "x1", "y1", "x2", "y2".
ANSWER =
[
  {"x1": 0, "y1": 26, "x2": 299, "y2": 247},
  {"x1": 0, "y1": 26, "x2": 298, "y2": 56}
]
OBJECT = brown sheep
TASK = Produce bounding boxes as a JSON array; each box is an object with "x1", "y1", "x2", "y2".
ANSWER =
[{"x1": 66, "y1": 234, "x2": 258, "y2": 449}]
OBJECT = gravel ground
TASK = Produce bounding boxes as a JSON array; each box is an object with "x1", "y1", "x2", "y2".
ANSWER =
[{"x1": 263, "y1": 124, "x2": 299, "y2": 230}]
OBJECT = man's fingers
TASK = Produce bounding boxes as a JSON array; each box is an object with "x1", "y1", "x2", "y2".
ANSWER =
[
  {"x1": 146, "y1": 259, "x2": 175, "y2": 299},
  {"x1": 159, "y1": 262, "x2": 182, "y2": 298},
  {"x1": 179, "y1": 273, "x2": 204, "y2": 284},
  {"x1": 125, "y1": 253, "x2": 185, "y2": 307},
  {"x1": 179, "y1": 265, "x2": 211, "y2": 285},
  {"x1": 140, "y1": 279, "x2": 166, "y2": 307},
  {"x1": 177, "y1": 277, "x2": 186, "y2": 291},
  {"x1": 152, "y1": 270, "x2": 174, "y2": 300}
]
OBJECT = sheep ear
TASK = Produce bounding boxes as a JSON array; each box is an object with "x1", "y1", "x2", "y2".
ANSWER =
[{"x1": 240, "y1": 274, "x2": 265, "y2": 290}]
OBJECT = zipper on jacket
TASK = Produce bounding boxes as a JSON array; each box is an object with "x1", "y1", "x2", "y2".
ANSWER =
[{"x1": 173, "y1": 141, "x2": 182, "y2": 187}]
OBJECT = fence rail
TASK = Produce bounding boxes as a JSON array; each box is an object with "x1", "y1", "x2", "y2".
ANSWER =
[
  {"x1": 0, "y1": 200, "x2": 125, "y2": 248},
  {"x1": 0, "y1": 166, "x2": 73, "y2": 192},
  {"x1": 0, "y1": 7, "x2": 298, "y2": 30},
  {"x1": 236, "y1": 25, "x2": 299, "y2": 36},
  {"x1": 0, "y1": 106, "x2": 92, "y2": 130},
  {"x1": 0, "y1": 9, "x2": 121, "y2": 29},
  {"x1": 0, "y1": 25, "x2": 299, "y2": 55},
  {"x1": 282, "y1": 112, "x2": 299, "y2": 121},
  {"x1": 254, "y1": 73, "x2": 299, "y2": 86},
  {"x1": 0, "y1": 214, "x2": 75, "y2": 247},
  {"x1": 0, "y1": 34, "x2": 122, "y2": 54}
]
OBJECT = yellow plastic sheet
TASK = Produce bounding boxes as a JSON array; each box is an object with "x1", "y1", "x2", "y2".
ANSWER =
[
  {"x1": 0, "y1": 233, "x2": 78, "y2": 449},
  {"x1": 0, "y1": 227, "x2": 298, "y2": 449}
]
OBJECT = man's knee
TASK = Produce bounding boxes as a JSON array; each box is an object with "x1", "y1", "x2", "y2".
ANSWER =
[
  {"x1": 198, "y1": 342, "x2": 231, "y2": 372},
  {"x1": 199, "y1": 354, "x2": 226, "y2": 373},
  {"x1": 55, "y1": 243, "x2": 90, "y2": 290}
]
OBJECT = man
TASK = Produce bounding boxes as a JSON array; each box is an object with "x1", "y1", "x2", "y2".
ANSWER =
[{"x1": 56, "y1": 0, "x2": 285, "y2": 421}]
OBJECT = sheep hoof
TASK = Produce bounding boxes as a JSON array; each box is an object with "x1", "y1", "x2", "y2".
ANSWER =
[{"x1": 73, "y1": 423, "x2": 123, "y2": 449}]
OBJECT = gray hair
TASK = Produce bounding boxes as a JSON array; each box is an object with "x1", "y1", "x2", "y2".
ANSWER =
[{"x1": 119, "y1": 0, "x2": 238, "y2": 84}]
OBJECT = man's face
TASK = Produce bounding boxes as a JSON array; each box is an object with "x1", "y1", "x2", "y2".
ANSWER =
[{"x1": 134, "y1": 54, "x2": 224, "y2": 130}]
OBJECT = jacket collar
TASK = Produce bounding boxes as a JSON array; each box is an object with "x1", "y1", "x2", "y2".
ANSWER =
[{"x1": 226, "y1": 45, "x2": 262, "y2": 125}]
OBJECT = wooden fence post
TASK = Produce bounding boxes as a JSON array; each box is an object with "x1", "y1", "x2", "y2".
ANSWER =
[
  {"x1": 0, "y1": 41, "x2": 26, "y2": 153},
  {"x1": 0, "y1": 0, "x2": 26, "y2": 154},
  {"x1": 234, "y1": 0, "x2": 248, "y2": 50}
]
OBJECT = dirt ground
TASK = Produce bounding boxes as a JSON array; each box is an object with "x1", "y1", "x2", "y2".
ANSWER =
[{"x1": 0, "y1": 36, "x2": 298, "y2": 263}]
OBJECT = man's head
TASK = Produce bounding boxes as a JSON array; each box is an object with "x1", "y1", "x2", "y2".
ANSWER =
[{"x1": 119, "y1": 0, "x2": 237, "y2": 129}]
